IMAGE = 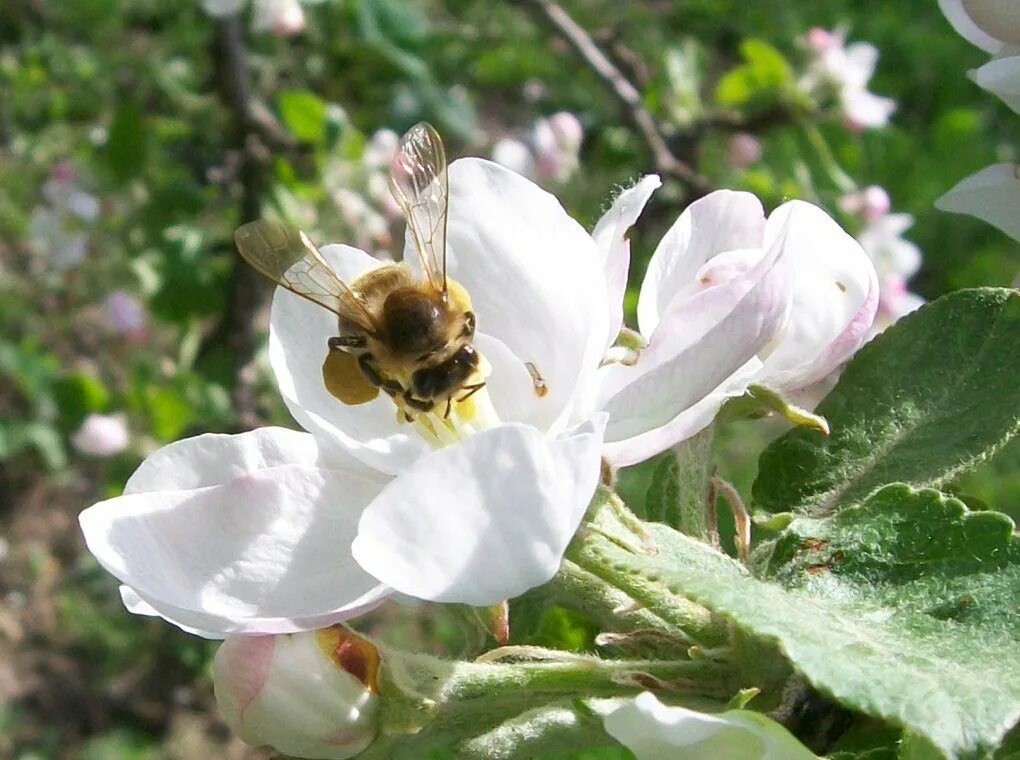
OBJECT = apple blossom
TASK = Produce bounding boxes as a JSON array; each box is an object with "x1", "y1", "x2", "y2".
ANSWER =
[
  {"x1": 492, "y1": 136, "x2": 537, "y2": 179},
  {"x1": 601, "y1": 692, "x2": 817, "y2": 760},
  {"x1": 841, "y1": 187, "x2": 925, "y2": 333},
  {"x1": 80, "y1": 156, "x2": 853, "y2": 637},
  {"x1": 71, "y1": 413, "x2": 130, "y2": 457},
  {"x1": 937, "y1": 163, "x2": 1020, "y2": 243},
  {"x1": 534, "y1": 111, "x2": 584, "y2": 183},
  {"x1": 939, "y1": 0, "x2": 1020, "y2": 114},
  {"x1": 611, "y1": 187, "x2": 877, "y2": 450},
  {"x1": 213, "y1": 627, "x2": 380, "y2": 759},
  {"x1": 800, "y1": 28, "x2": 897, "y2": 130}
]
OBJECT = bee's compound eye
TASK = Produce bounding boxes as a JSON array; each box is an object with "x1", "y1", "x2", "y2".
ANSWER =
[
  {"x1": 412, "y1": 366, "x2": 441, "y2": 398},
  {"x1": 455, "y1": 344, "x2": 476, "y2": 364}
]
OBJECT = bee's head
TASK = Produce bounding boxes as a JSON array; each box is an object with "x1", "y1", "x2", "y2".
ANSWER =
[{"x1": 411, "y1": 344, "x2": 480, "y2": 400}]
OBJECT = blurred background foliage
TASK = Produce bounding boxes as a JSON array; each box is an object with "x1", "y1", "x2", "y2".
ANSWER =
[{"x1": 0, "y1": 0, "x2": 1017, "y2": 758}]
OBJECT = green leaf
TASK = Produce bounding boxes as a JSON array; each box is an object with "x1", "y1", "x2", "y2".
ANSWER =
[
  {"x1": 715, "y1": 39, "x2": 794, "y2": 109},
  {"x1": 754, "y1": 288, "x2": 1020, "y2": 516},
  {"x1": 578, "y1": 486, "x2": 1020, "y2": 759},
  {"x1": 277, "y1": 90, "x2": 328, "y2": 145},
  {"x1": 52, "y1": 372, "x2": 110, "y2": 431},
  {"x1": 103, "y1": 101, "x2": 149, "y2": 181}
]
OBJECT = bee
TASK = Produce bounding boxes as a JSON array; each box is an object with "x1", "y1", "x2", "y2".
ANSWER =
[{"x1": 233, "y1": 123, "x2": 483, "y2": 419}]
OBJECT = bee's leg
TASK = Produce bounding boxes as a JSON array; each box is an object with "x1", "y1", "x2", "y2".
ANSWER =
[
  {"x1": 328, "y1": 335, "x2": 366, "y2": 351},
  {"x1": 356, "y1": 353, "x2": 404, "y2": 398},
  {"x1": 457, "y1": 382, "x2": 486, "y2": 403},
  {"x1": 403, "y1": 392, "x2": 435, "y2": 413},
  {"x1": 444, "y1": 397, "x2": 452, "y2": 419}
]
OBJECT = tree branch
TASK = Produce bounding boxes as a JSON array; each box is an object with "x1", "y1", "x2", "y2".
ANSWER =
[
  {"x1": 515, "y1": 0, "x2": 711, "y2": 196},
  {"x1": 202, "y1": 16, "x2": 274, "y2": 428}
]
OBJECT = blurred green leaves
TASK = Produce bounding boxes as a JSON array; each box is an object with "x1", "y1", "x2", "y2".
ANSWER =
[{"x1": 715, "y1": 39, "x2": 796, "y2": 110}]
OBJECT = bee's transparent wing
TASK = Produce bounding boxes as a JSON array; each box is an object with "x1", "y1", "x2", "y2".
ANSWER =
[
  {"x1": 234, "y1": 220, "x2": 377, "y2": 334},
  {"x1": 389, "y1": 122, "x2": 448, "y2": 295}
]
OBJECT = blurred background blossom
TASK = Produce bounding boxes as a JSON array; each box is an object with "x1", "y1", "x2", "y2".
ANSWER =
[{"x1": 0, "y1": 1, "x2": 1017, "y2": 758}]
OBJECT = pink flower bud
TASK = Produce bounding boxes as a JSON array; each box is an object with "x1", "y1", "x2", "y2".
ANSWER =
[
  {"x1": 71, "y1": 413, "x2": 129, "y2": 457},
  {"x1": 253, "y1": 0, "x2": 306, "y2": 37},
  {"x1": 213, "y1": 627, "x2": 381, "y2": 760},
  {"x1": 727, "y1": 133, "x2": 763, "y2": 169},
  {"x1": 840, "y1": 185, "x2": 892, "y2": 223}
]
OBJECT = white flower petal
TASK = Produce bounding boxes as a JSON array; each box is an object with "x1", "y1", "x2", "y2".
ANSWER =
[
  {"x1": 80, "y1": 465, "x2": 390, "y2": 636},
  {"x1": 971, "y1": 54, "x2": 1020, "y2": 113},
  {"x1": 591, "y1": 175, "x2": 662, "y2": 341},
  {"x1": 936, "y1": 162, "x2": 1020, "y2": 243},
  {"x1": 603, "y1": 359, "x2": 760, "y2": 468},
  {"x1": 435, "y1": 158, "x2": 609, "y2": 434},
  {"x1": 638, "y1": 190, "x2": 767, "y2": 337},
  {"x1": 352, "y1": 417, "x2": 606, "y2": 605},
  {"x1": 474, "y1": 331, "x2": 542, "y2": 428},
  {"x1": 252, "y1": 0, "x2": 306, "y2": 36},
  {"x1": 757, "y1": 201, "x2": 879, "y2": 391},
  {"x1": 602, "y1": 692, "x2": 817, "y2": 760},
  {"x1": 843, "y1": 89, "x2": 896, "y2": 129},
  {"x1": 125, "y1": 426, "x2": 364, "y2": 494},
  {"x1": 269, "y1": 244, "x2": 430, "y2": 474},
  {"x1": 601, "y1": 232, "x2": 790, "y2": 448},
  {"x1": 939, "y1": 0, "x2": 1004, "y2": 51}
]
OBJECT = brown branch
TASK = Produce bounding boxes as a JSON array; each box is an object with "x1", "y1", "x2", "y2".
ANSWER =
[
  {"x1": 201, "y1": 16, "x2": 275, "y2": 428},
  {"x1": 515, "y1": 0, "x2": 711, "y2": 196}
]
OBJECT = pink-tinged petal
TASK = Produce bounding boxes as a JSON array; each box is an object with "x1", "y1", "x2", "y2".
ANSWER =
[
  {"x1": 757, "y1": 201, "x2": 879, "y2": 391},
  {"x1": 214, "y1": 631, "x2": 379, "y2": 759},
  {"x1": 352, "y1": 418, "x2": 606, "y2": 606},
  {"x1": 124, "y1": 426, "x2": 365, "y2": 494},
  {"x1": 936, "y1": 162, "x2": 1020, "y2": 243},
  {"x1": 843, "y1": 89, "x2": 896, "y2": 130},
  {"x1": 638, "y1": 190, "x2": 767, "y2": 337},
  {"x1": 971, "y1": 55, "x2": 1020, "y2": 114},
  {"x1": 939, "y1": 0, "x2": 1005, "y2": 51},
  {"x1": 432, "y1": 158, "x2": 609, "y2": 434},
  {"x1": 600, "y1": 229, "x2": 791, "y2": 448},
  {"x1": 603, "y1": 359, "x2": 761, "y2": 468},
  {"x1": 269, "y1": 244, "x2": 430, "y2": 475},
  {"x1": 591, "y1": 175, "x2": 662, "y2": 341},
  {"x1": 80, "y1": 465, "x2": 391, "y2": 636}
]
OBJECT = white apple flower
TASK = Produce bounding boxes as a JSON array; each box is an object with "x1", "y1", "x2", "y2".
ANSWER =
[
  {"x1": 618, "y1": 187, "x2": 877, "y2": 441},
  {"x1": 72, "y1": 413, "x2": 130, "y2": 457},
  {"x1": 79, "y1": 159, "x2": 830, "y2": 636},
  {"x1": 800, "y1": 28, "x2": 897, "y2": 130},
  {"x1": 492, "y1": 137, "x2": 537, "y2": 179},
  {"x1": 534, "y1": 112, "x2": 584, "y2": 183},
  {"x1": 213, "y1": 627, "x2": 380, "y2": 759},
  {"x1": 201, "y1": 0, "x2": 326, "y2": 37},
  {"x1": 601, "y1": 692, "x2": 817, "y2": 760}
]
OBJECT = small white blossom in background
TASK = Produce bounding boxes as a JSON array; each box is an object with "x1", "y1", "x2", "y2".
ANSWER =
[
  {"x1": 490, "y1": 112, "x2": 584, "y2": 183},
  {"x1": 71, "y1": 413, "x2": 129, "y2": 457},
  {"x1": 841, "y1": 186, "x2": 925, "y2": 334},
  {"x1": 800, "y1": 27, "x2": 897, "y2": 130},
  {"x1": 600, "y1": 692, "x2": 817, "y2": 760},
  {"x1": 28, "y1": 163, "x2": 101, "y2": 270},
  {"x1": 727, "y1": 132, "x2": 763, "y2": 169},
  {"x1": 213, "y1": 628, "x2": 380, "y2": 759},
  {"x1": 936, "y1": 0, "x2": 1020, "y2": 242},
  {"x1": 103, "y1": 290, "x2": 149, "y2": 341},
  {"x1": 201, "y1": 0, "x2": 326, "y2": 37}
]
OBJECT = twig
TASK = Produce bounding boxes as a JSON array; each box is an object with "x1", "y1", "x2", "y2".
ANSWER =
[
  {"x1": 201, "y1": 16, "x2": 275, "y2": 428},
  {"x1": 516, "y1": 0, "x2": 711, "y2": 195}
]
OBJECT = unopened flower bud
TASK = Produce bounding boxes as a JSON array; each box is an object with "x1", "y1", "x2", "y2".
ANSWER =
[
  {"x1": 840, "y1": 185, "x2": 891, "y2": 223},
  {"x1": 727, "y1": 133, "x2": 763, "y2": 169},
  {"x1": 71, "y1": 413, "x2": 129, "y2": 457},
  {"x1": 254, "y1": 0, "x2": 306, "y2": 37},
  {"x1": 213, "y1": 627, "x2": 381, "y2": 760}
]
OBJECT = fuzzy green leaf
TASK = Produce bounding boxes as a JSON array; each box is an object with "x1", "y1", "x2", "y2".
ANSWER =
[
  {"x1": 581, "y1": 485, "x2": 1020, "y2": 759},
  {"x1": 754, "y1": 288, "x2": 1020, "y2": 516}
]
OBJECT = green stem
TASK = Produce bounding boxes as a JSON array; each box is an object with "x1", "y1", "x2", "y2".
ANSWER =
[{"x1": 801, "y1": 120, "x2": 856, "y2": 193}]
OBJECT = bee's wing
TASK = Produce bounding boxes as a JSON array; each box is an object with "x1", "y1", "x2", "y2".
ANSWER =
[
  {"x1": 389, "y1": 122, "x2": 448, "y2": 296},
  {"x1": 234, "y1": 220, "x2": 378, "y2": 334}
]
